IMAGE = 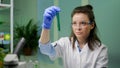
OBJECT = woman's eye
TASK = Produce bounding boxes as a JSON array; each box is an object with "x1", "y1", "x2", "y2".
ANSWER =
[{"x1": 81, "y1": 22, "x2": 86, "y2": 25}]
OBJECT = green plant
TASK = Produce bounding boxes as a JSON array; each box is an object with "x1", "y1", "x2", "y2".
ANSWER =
[
  {"x1": 0, "y1": 48, "x2": 5, "y2": 61},
  {"x1": 0, "y1": 47, "x2": 6, "y2": 68},
  {"x1": 0, "y1": 21, "x2": 4, "y2": 24},
  {"x1": 14, "y1": 19, "x2": 39, "y2": 55}
]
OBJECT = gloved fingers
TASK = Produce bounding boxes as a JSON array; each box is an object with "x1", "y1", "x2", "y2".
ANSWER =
[
  {"x1": 46, "y1": 6, "x2": 60, "y2": 13},
  {"x1": 49, "y1": 6, "x2": 60, "y2": 17},
  {"x1": 42, "y1": 6, "x2": 61, "y2": 29},
  {"x1": 44, "y1": 10, "x2": 54, "y2": 20},
  {"x1": 44, "y1": 6, "x2": 60, "y2": 18},
  {"x1": 51, "y1": 6, "x2": 61, "y2": 12},
  {"x1": 44, "y1": 13, "x2": 52, "y2": 21},
  {"x1": 49, "y1": 6, "x2": 60, "y2": 14}
]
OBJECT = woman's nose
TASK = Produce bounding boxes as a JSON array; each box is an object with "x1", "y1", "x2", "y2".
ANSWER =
[{"x1": 75, "y1": 24, "x2": 82, "y2": 30}]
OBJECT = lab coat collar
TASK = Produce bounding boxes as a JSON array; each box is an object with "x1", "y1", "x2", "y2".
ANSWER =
[{"x1": 75, "y1": 41, "x2": 89, "y2": 53}]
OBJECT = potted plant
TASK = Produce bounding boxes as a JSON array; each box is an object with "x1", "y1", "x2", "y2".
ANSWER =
[
  {"x1": 14, "y1": 19, "x2": 39, "y2": 56},
  {"x1": 0, "y1": 47, "x2": 6, "y2": 68}
]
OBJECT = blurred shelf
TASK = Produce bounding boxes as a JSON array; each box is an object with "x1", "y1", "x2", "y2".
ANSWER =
[
  {"x1": 0, "y1": 3, "x2": 11, "y2": 7},
  {"x1": 0, "y1": 0, "x2": 14, "y2": 53},
  {"x1": 0, "y1": 3, "x2": 11, "y2": 10}
]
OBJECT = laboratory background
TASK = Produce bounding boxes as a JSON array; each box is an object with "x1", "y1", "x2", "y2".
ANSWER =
[{"x1": 0, "y1": 0, "x2": 120, "y2": 68}]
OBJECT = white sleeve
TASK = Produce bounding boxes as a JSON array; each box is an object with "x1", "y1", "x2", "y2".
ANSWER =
[
  {"x1": 39, "y1": 41, "x2": 56, "y2": 58},
  {"x1": 50, "y1": 37, "x2": 66, "y2": 60},
  {"x1": 95, "y1": 46, "x2": 108, "y2": 68},
  {"x1": 39, "y1": 37, "x2": 67, "y2": 60}
]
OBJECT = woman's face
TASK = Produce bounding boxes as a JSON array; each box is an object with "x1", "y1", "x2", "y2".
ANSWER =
[{"x1": 72, "y1": 13, "x2": 94, "y2": 40}]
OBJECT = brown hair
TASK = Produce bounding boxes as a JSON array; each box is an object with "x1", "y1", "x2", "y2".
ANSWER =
[{"x1": 70, "y1": 4, "x2": 101, "y2": 50}]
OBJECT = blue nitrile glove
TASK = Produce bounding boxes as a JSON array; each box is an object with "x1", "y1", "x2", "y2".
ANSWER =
[{"x1": 42, "y1": 6, "x2": 60, "y2": 29}]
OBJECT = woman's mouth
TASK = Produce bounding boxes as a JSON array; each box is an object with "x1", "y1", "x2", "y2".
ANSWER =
[{"x1": 75, "y1": 32, "x2": 82, "y2": 35}]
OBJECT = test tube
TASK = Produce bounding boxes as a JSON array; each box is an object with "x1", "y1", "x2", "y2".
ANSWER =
[{"x1": 56, "y1": 13, "x2": 60, "y2": 31}]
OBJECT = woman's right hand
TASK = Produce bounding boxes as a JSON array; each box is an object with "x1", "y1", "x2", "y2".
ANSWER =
[{"x1": 42, "y1": 6, "x2": 60, "y2": 29}]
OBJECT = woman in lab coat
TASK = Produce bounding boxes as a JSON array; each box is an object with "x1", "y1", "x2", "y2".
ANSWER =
[{"x1": 39, "y1": 5, "x2": 108, "y2": 68}]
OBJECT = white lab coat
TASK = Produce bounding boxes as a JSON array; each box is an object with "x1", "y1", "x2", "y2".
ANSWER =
[{"x1": 39, "y1": 37, "x2": 108, "y2": 68}]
